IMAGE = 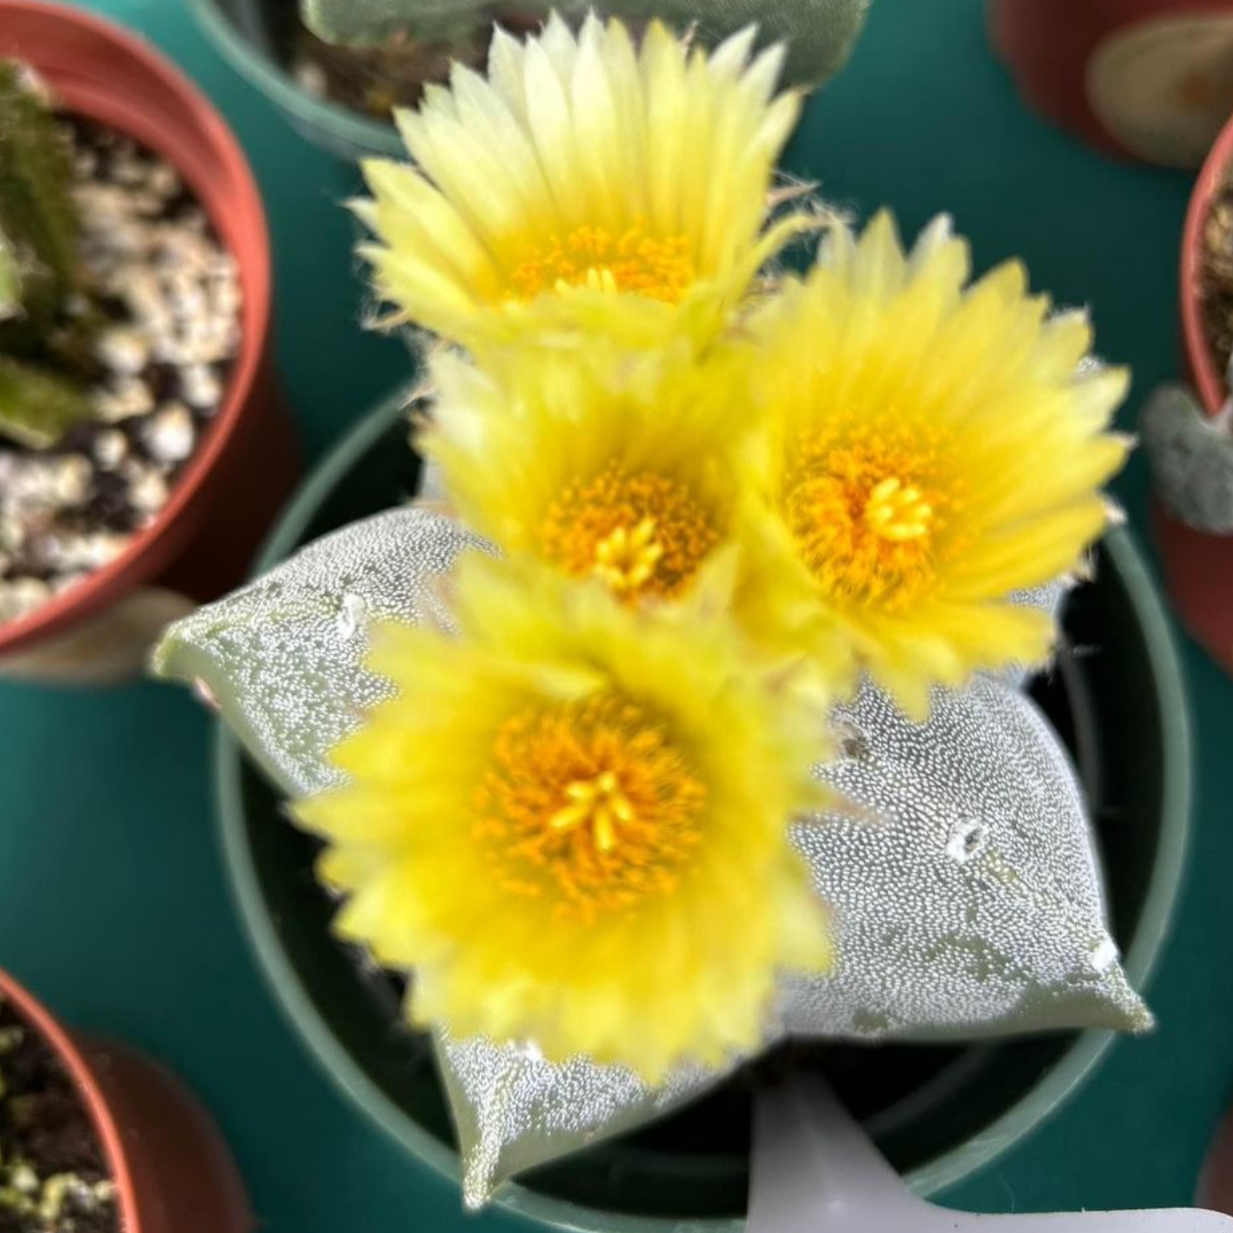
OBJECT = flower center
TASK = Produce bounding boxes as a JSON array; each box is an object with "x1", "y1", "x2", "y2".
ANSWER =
[
  {"x1": 593, "y1": 518, "x2": 664, "y2": 596},
  {"x1": 476, "y1": 695, "x2": 707, "y2": 920},
  {"x1": 509, "y1": 223, "x2": 695, "y2": 304},
  {"x1": 784, "y1": 437, "x2": 949, "y2": 608},
  {"x1": 541, "y1": 464, "x2": 720, "y2": 601},
  {"x1": 863, "y1": 476, "x2": 933, "y2": 542},
  {"x1": 549, "y1": 769, "x2": 633, "y2": 854}
]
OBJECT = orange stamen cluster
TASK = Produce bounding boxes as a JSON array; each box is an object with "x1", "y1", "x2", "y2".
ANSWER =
[
  {"x1": 784, "y1": 434, "x2": 953, "y2": 608},
  {"x1": 509, "y1": 223, "x2": 695, "y2": 303},
  {"x1": 541, "y1": 463, "x2": 721, "y2": 601},
  {"x1": 475, "y1": 694, "x2": 707, "y2": 921}
]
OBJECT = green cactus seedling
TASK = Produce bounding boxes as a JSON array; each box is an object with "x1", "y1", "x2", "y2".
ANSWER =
[
  {"x1": 0, "y1": 60, "x2": 79, "y2": 312},
  {"x1": 0, "y1": 354, "x2": 91, "y2": 450},
  {"x1": 0, "y1": 60, "x2": 93, "y2": 449}
]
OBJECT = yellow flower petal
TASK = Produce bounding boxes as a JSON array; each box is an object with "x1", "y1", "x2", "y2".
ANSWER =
[
  {"x1": 358, "y1": 15, "x2": 809, "y2": 353},
  {"x1": 424, "y1": 342, "x2": 754, "y2": 607},
  {"x1": 740, "y1": 212, "x2": 1129, "y2": 709},
  {"x1": 293, "y1": 557, "x2": 834, "y2": 1082}
]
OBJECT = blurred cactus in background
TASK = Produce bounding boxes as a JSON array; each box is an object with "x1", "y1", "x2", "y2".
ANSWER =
[
  {"x1": 0, "y1": 60, "x2": 93, "y2": 448},
  {"x1": 300, "y1": 0, "x2": 872, "y2": 91}
]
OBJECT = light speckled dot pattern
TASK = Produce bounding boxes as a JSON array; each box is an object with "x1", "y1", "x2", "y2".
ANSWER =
[
  {"x1": 155, "y1": 509, "x2": 1147, "y2": 1206},
  {"x1": 438, "y1": 1031, "x2": 723, "y2": 1210},
  {"x1": 156, "y1": 506, "x2": 495, "y2": 795},
  {"x1": 782, "y1": 676, "x2": 1150, "y2": 1042}
]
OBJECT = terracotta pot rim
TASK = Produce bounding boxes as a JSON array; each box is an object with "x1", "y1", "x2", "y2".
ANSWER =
[
  {"x1": 0, "y1": 968, "x2": 138, "y2": 1229},
  {"x1": 0, "y1": 0, "x2": 272, "y2": 658},
  {"x1": 1180, "y1": 101, "x2": 1233, "y2": 415}
]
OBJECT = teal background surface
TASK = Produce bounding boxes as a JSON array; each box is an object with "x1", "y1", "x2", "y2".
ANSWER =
[{"x1": 0, "y1": 0, "x2": 1229, "y2": 1227}]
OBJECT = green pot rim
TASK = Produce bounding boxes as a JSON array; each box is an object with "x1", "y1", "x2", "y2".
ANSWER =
[
  {"x1": 190, "y1": 0, "x2": 403, "y2": 160},
  {"x1": 214, "y1": 387, "x2": 1193, "y2": 1233}
]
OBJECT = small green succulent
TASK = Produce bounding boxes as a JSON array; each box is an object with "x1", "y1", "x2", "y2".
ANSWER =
[
  {"x1": 0, "y1": 60, "x2": 94, "y2": 449},
  {"x1": 1141, "y1": 383, "x2": 1233, "y2": 534}
]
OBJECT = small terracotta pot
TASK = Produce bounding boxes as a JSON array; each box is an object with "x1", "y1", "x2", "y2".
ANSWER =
[
  {"x1": 1161, "y1": 110, "x2": 1233, "y2": 678},
  {"x1": 0, "y1": 968, "x2": 251, "y2": 1233},
  {"x1": 990, "y1": 0, "x2": 1233, "y2": 169},
  {"x1": 0, "y1": 0, "x2": 299, "y2": 684}
]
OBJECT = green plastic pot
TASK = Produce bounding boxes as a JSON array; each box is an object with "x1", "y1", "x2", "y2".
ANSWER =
[
  {"x1": 215, "y1": 388, "x2": 1192, "y2": 1231},
  {"x1": 192, "y1": 0, "x2": 402, "y2": 161}
]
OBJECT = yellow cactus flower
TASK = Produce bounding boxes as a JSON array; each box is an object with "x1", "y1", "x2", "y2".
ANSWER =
[
  {"x1": 422, "y1": 343, "x2": 750, "y2": 604},
  {"x1": 741, "y1": 212, "x2": 1130, "y2": 717},
  {"x1": 295, "y1": 556, "x2": 832, "y2": 1082},
  {"x1": 355, "y1": 12, "x2": 812, "y2": 352}
]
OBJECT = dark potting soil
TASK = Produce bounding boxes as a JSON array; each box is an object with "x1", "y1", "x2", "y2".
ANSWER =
[
  {"x1": 0, "y1": 112, "x2": 241, "y2": 625},
  {"x1": 0, "y1": 999, "x2": 118, "y2": 1233},
  {"x1": 1201, "y1": 177, "x2": 1233, "y2": 389},
  {"x1": 278, "y1": 2, "x2": 543, "y2": 120}
]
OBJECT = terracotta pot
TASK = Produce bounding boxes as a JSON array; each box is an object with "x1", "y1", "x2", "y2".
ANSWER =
[
  {"x1": 0, "y1": 0, "x2": 299, "y2": 683},
  {"x1": 0, "y1": 968, "x2": 251, "y2": 1233},
  {"x1": 1202, "y1": 1101, "x2": 1233, "y2": 1215},
  {"x1": 990, "y1": 0, "x2": 1233, "y2": 169},
  {"x1": 1160, "y1": 109, "x2": 1233, "y2": 678}
]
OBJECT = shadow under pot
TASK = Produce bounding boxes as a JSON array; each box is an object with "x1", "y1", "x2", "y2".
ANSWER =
[
  {"x1": 0, "y1": 0, "x2": 299, "y2": 684},
  {"x1": 214, "y1": 388, "x2": 1191, "y2": 1233}
]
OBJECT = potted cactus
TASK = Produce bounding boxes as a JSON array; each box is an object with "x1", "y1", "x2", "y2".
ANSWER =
[
  {"x1": 0, "y1": 968, "x2": 250, "y2": 1233},
  {"x1": 1141, "y1": 100, "x2": 1233, "y2": 679},
  {"x1": 192, "y1": 0, "x2": 871, "y2": 160},
  {"x1": 0, "y1": 1, "x2": 298, "y2": 683},
  {"x1": 0, "y1": 993, "x2": 115, "y2": 1233},
  {"x1": 189, "y1": 388, "x2": 1187, "y2": 1231},
  {"x1": 156, "y1": 13, "x2": 1188, "y2": 1227}
]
